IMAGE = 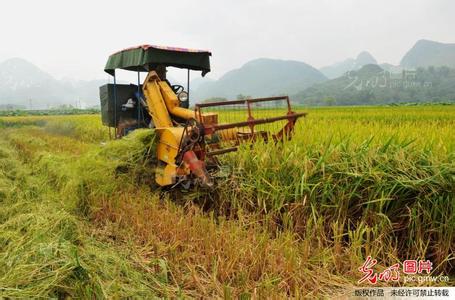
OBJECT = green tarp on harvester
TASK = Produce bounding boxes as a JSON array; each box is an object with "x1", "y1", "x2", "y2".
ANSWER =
[{"x1": 104, "y1": 44, "x2": 211, "y2": 76}]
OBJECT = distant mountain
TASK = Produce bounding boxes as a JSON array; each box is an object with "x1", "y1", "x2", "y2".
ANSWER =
[
  {"x1": 379, "y1": 63, "x2": 403, "y2": 73},
  {"x1": 0, "y1": 58, "x2": 102, "y2": 108},
  {"x1": 189, "y1": 76, "x2": 214, "y2": 91},
  {"x1": 193, "y1": 58, "x2": 327, "y2": 101},
  {"x1": 60, "y1": 78, "x2": 106, "y2": 107},
  {"x1": 188, "y1": 76, "x2": 214, "y2": 105},
  {"x1": 5, "y1": 39, "x2": 455, "y2": 109},
  {"x1": 320, "y1": 51, "x2": 377, "y2": 79},
  {"x1": 0, "y1": 58, "x2": 64, "y2": 107},
  {"x1": 0, "y1": 58, "x2": 55, "y2": 89},
  {"x1": 293, "y1": 64, "x2": 455, "y2": 105},
  {"x1": 400, "y1": 39, "x2": 455, "y2": 68}
]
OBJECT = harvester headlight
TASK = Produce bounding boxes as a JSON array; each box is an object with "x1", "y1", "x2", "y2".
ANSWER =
[{"x1": 178, "y1": 91, "x2": 189, "y2": 103}]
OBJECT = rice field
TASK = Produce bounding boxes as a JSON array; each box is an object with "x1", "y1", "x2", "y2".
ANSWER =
[{"x1": 0, "y1": 105, "x2": 454, "y2": 298}]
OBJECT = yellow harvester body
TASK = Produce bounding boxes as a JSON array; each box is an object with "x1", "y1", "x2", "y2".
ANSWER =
[{"x1": 142, "y1": 71, "x2": 198, "y2": 186}]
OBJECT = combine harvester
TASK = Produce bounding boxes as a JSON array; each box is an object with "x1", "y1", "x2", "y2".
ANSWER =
[{"x1": 100, "y1": 44, "x2": 306, "y2": 188}]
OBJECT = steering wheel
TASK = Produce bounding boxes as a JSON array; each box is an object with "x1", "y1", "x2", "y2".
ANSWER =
[{"x1": 171, "y1": 84, "x2": 184, "y2": 94}]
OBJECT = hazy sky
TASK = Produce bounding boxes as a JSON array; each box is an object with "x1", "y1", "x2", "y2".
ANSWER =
[{"x1": 1, "y1": 0, "x2": 454, "y2": 82}]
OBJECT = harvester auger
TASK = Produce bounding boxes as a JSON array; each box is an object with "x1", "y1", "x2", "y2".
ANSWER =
[{"x1": 100, "y1": 44, "x2": 306, "y2": 188}]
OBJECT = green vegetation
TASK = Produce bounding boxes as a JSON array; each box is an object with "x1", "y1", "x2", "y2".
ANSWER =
[
  {"x1": 294, "y1": 65, "x2": 455, "y2": 105},
  {"x1": 0, "y1": 106, "x2": 454, "y2": 298},
  {"x1": 0, "y1": 108, "x2": 100, "y2": 117}
]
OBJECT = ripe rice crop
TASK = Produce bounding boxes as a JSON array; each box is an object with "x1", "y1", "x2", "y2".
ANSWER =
[{"x1": 0, "y1": 105, "x2": 453, "y2": 298}]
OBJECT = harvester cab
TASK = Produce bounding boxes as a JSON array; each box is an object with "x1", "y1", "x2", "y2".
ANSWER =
[{"x1": 100, "y1": 44, "x2": 306, "y2": 188}]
